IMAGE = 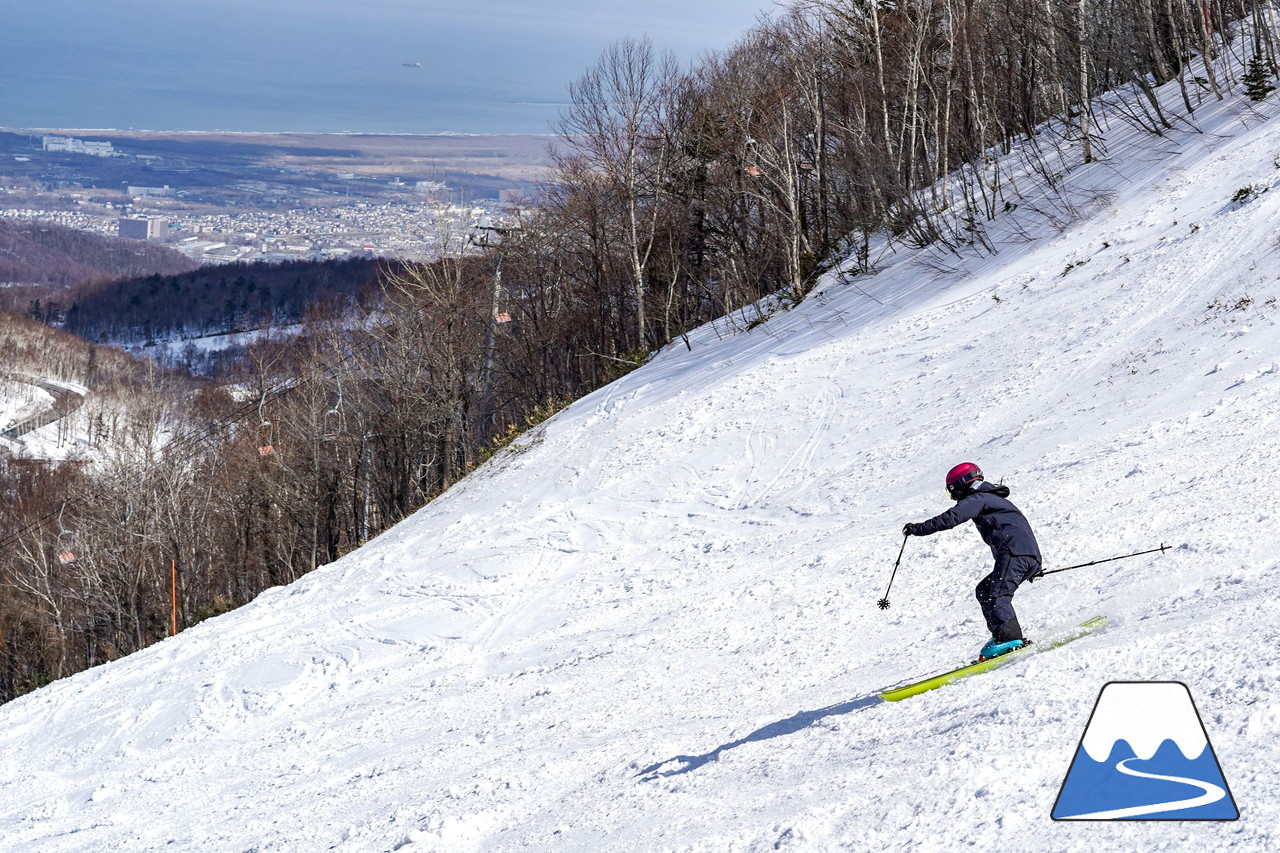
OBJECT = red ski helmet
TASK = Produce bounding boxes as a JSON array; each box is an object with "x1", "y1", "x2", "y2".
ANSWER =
[{"x1": 945, "y1": 462, "x2": 983, "y2": 499}]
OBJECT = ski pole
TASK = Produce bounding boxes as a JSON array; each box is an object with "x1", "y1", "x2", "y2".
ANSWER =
[
  {"x1": 877, "y1": 534, "x2": 909, "y2": 610},
  {"x1": 1032, "y1": 543, "x2": 1171, "y2": 579}
]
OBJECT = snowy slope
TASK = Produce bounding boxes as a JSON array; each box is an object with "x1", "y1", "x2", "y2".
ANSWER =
[{"x1": 2, "y1": 85, "x2": 1279, "y2": 851}]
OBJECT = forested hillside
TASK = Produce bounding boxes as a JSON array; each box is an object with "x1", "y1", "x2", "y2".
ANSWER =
[
  {"x1": 0, "y1": 309, "x2": 147, "y2": 389},
  {"x1": 504, "y1": 0, "x2": 1269, "y2": 359},
  {"x1": 0, "y1": 218, "x2": 196, "y2": 289},
  {"x1": 60, "y1": 257, "x2": 384, "y2": 344}
]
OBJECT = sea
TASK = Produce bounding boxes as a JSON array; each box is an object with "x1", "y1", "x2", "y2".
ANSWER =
[{"x1": 0, "y1": 1, "x2": 769, "y2": 136}]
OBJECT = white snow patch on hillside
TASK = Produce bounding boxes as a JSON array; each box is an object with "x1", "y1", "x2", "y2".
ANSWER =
[{"x1": 0, "y1": 82, "x2": 1278, "y2": 851}]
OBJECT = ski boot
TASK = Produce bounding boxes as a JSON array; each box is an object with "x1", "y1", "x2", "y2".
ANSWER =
[{"x1": 978, "y1": 636, "x2": 1030, "y2": 661}]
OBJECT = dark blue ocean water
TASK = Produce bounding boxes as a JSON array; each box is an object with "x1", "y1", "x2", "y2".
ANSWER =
[
  {"x1": 1052, "y1": 738, "x2": 1238, "y2": 820},
  {"x1": 1, "y1": 2, "x2": 574, "y2": 133},
  {"x1": 0, "y1": 1, "x2": 770, "y2": 135}
]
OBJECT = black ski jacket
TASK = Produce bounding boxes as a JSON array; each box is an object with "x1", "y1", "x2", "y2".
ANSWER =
[{"x1": 911, "y1": 481, "x2": 1042, "y2": 563}]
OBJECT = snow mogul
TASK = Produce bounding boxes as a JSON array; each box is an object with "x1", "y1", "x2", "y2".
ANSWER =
[{"x1": 902, "y1": 463, "x2": 1042, "y2": 661}]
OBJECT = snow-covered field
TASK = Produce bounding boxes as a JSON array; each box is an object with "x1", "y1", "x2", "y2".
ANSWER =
[{"x1": 1, "y1": 79, "x2": 1278, "y2": 851}]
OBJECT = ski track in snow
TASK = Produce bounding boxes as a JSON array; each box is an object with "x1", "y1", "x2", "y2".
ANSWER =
[{"x1": 1, "y1": 64, "x2": 1279, "y2": 853}]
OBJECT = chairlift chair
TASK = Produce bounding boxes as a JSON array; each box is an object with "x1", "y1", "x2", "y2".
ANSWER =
[
  {"x1": 55, "y1": 504, "x2": 76, "y2": 564},
  {"x1": 257, "y1": 421, "x2": 275, "y2": 457},
  {"x1": 322, "y1": 409, "x2": 345, "y2": 442},
  {"x1": 323, "y1": 385, "x2": 345, "y2": 442},
  {"x1": 257, "y1": 395, "x2": 276, "y2": 457}
]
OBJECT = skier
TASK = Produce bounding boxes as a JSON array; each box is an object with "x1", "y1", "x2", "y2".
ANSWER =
[{"x1": 902, "y1": 463, "x2": 1042, "y2": 660}]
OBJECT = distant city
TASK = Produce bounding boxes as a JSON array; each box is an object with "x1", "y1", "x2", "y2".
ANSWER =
[
  {"x1": 4, "y1": 197, "x2": 502, "y2": 266},
  {"x1": 1, "y1": 131, "x2": 547, "y2": 266}
]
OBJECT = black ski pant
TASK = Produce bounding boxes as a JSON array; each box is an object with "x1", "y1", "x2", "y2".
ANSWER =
[{"x1": 975, "y1": 553, "x2": 1040, "y2": 642}]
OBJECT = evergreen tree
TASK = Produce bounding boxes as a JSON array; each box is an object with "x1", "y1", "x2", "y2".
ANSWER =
[{"x1": 1244, "y1": 53, "x2": 1275, "y2": 101}]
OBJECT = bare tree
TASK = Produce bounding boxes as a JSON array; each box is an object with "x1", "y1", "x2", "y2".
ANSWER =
[{"x1": 555, "y1": 38, "x2": 683, "y2": 347}]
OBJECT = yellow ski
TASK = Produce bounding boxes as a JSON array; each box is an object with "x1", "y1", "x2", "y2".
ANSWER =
[{"x1": 878, "y1": 616, "x2": 1107, "y2": 702}]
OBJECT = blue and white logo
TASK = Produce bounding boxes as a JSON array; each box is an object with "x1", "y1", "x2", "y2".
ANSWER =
[{"x1": 1052, "y1": 681, "x2": 1238, "y2": 820}]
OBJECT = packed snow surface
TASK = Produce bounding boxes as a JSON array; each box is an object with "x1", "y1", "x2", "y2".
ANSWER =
[{"x1": 1, "y1": 85, "x2": 1278, "y2": 850}]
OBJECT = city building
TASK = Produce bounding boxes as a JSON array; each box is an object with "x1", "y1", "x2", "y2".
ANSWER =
[
  {"x1": 42, "y1": 136, "x2": 115, "y2": 157},
  {"x1": 119, "y1": 217, "x2": 167, "y2": 241},
  {"x1": 127, "y1": 185, "x2": 175, "y2": 198}
]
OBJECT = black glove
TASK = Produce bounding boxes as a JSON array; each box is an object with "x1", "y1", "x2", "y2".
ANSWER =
[{"x1": 902, "y1": 523, "x2": 918, "y2": 537}]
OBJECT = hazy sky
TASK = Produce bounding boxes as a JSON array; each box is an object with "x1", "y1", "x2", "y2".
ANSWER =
[{"x1": 1, "y1": 1, "x2": 781, "y2": 134}]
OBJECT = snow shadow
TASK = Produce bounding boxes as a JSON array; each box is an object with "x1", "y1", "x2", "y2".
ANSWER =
[{"x1": 637, "y1": 693, "x2": 883, "y2": 780}]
